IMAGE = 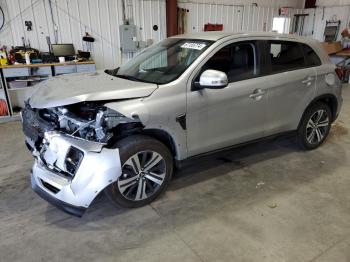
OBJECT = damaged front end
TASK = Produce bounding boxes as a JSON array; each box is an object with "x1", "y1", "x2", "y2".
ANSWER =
[
  {"x1": 32, "y1": 102, "x2": 142, "y2": 144},
  {"x1": 22, "y1": 101, "x2": 142, "y2": 216}
]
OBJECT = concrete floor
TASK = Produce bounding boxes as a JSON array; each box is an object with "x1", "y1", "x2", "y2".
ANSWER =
[{"x1": 1, "y1": 87, "x2": 350, "y2": 262}]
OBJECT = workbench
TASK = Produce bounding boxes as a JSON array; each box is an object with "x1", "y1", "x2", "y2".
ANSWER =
[
  {"x1": 335, "y1": 49, "x2": 350, "y2": 57},
  {"x1": 0, "y1": 61, "x2": 96, "y2": 120}
]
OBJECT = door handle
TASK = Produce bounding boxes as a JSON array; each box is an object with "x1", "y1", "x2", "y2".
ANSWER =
[
  {"x1": 249, "y1": 89, "x2": 266, "y2": 99},
  {"x1": 302, "y1": 76, "x2": 314, "y2": 85}
]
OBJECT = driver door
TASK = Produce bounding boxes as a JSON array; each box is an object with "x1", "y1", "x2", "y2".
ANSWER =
[{"x1": 186, "y1": 40, "x2": 269, "y2": 156}]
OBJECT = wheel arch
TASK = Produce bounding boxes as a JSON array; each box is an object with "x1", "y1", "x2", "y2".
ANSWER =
[
  {"x1": 298, "y1": 94, "x2": 338, "y2": 129},
  {"x1": 140, "y1": 128, "x2": 179, "y2": 160}
]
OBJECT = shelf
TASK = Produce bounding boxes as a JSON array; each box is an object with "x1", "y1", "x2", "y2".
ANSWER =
[
  {"x1": 6, "y1": 75, "x2": 50, "y2": 79},
  {"x1": 0, "y1": 61, "x2": 95, "y2": 69},
  {"x1": 0, "y1": 61, "x2": 96, "y2": 119},
  {"x1": 11, "y1": 112, "x2": 22, "y2": 118},
  {"x1": 12, "y1": 78, "x2": 48, "y2": 82},
  {"x1": 0, "y1": 90, "x2": 7, "y2": 99},
  {"x1": 8, "y1": 87, "x2": 30, "y2": 91},
  {"x1": 0, "y1": 115, "x2": 20, "y2": 123}
]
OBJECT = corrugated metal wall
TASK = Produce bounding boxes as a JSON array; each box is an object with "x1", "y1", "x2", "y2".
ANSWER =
[
  {"x1": 178, "y1": 0, "x2": 305, "y2": 8},
  {"x1": 179, "y1": 3, "x2": 244, "y2": 33},
  {"x1": 312, "y1": 6, "x2": 350, "y2": 41},
  {"x1": 178, "y1": 1, "x2": 350, "y2": 43},
  {"x1": 0, "y1": 0, "x2": 166, "y2": 69},
  {"x1": 316, "y1": 0, "x2": 350, "y2": 6},
  {"x1": 178, "y1": 1, "x2": 313, "y2": 36},
  {"x1": 2, "y1": 0, "x2": 350, "y2": 70}
]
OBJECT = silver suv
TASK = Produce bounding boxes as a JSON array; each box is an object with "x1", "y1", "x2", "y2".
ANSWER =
[{"x1": 22, "y1": 32, "x2": 342, "y2": 216}]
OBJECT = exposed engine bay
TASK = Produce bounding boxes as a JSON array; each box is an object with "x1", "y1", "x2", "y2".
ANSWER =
[{"x1": 22, "y1": 102, "x2": 142, "y2": 146}]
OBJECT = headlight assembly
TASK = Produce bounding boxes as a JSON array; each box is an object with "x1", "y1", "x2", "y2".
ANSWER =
[{"x1": 65, "y1": 146, "x2": 84, "y2": 176}]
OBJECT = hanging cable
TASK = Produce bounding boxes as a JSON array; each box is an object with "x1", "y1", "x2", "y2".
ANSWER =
[
  {"x1": 0, "y1": 0, "x2": 41, "y2": 33},
  {"x1": 121, "y1": 0, "x2": 127, "y2": 24},
  {"x1": 48, "y1": 0, "x2": 58, "y2": 44},
  {"x1": 0, "y1": 5, "x2": 5, "y2": 31}
]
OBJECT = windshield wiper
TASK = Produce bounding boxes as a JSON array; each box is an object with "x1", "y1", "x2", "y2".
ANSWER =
[
  {"x1": 116, "y1": 74, "x2": 142, "y2": 82},
  {"x1": 104, "y1": 67, "x2": 119, "y2": 76},
  {"x1": 116, "y1": 74, "x2": 158, "y2": 84}
]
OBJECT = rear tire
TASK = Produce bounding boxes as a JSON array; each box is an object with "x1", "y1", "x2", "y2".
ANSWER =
[
  {"x1": 297, "y1": 102, "x2": 332, "y2": 150},
  {"x1": 105, "y1": 135, "x2": 173, "y2": 208}
]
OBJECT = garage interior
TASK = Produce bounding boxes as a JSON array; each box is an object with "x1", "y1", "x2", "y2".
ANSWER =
[{"x1": 1, "y1": 0, "x2": 350, "y2": 261}]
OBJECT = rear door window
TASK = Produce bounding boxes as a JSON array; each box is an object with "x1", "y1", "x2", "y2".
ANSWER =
[{"x1": 268, "y1": 41, "x2": 305, "y2": 74}]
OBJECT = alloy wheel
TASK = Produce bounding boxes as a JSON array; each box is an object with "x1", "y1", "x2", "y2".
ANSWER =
[
  {"x1": 306, "y1": 109, "x2": 329, "y2": 145},
  {"x1": 117, "y1": 150, "x2": 166, "y2": 201}
]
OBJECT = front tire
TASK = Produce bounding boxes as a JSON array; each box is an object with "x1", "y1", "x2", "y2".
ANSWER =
[
  {"x1": 105, "y1": 135, "x2": 173, "y2": 208},
  {"x1": 297, "y1": 102, "x2": 332, "y2": 150}
]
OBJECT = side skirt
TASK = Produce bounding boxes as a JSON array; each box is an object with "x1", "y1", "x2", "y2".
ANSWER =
[{"x1": 175, "y1": 131, "x2": 296, "y2": 169}]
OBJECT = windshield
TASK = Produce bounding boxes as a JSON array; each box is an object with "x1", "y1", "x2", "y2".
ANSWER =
[{"x1": 114, "y1": 38, "x2": 213, "y2": 84}]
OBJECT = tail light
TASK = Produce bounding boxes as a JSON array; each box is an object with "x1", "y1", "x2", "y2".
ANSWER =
[{"x1": 335, "y1": 68, "x2": 343, "y2": 80}]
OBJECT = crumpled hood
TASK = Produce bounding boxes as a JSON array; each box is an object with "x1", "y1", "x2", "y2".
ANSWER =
[{"x1": 29, "y1": 70, "x2": 158, "y2": 109}]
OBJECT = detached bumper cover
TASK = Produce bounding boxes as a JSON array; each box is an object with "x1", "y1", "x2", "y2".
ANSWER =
[
  {"x1": 28, "y1": 132, "x2": 122, "y2": 216},
  {"x1": 31, "y1": 174, "x2": 87, "y2": 217}
]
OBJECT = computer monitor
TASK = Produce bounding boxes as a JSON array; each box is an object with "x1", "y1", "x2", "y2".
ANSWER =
[{"x1": 51, "y1": 44, "x2": 75, "y2": 57}]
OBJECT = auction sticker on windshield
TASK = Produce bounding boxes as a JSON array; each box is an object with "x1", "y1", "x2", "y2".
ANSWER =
[{"x1": 181, "y1": 42, "x2": 207, "y2": 50}]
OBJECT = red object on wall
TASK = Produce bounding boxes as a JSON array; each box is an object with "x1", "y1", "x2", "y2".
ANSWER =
[
  {"x1": 204, "y1": 23, "x2": 223, "y2": 31},
  {"x1": 166, "y1": 0, "x2": 178, "y2": 37}
]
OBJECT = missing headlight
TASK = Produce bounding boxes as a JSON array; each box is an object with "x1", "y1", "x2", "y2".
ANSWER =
[
  {"x1": 65, "y1": 147, "x2": 84, "y2": 176},
  {"x1": 40, "y1": 103, "x2": 142, "y2": 143}
]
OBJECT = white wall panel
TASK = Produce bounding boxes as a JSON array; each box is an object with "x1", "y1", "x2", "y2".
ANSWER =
[
  {"x1": 178, "y1": 0, "x2": 305, "y2": 8},
  {"x1": 293, "y1": 8, "x2": 315, "y2": 37},
  {"x1": 3, "y1": 0, "x2": 350, "y2": 72},
  {"x1": 179, "y1": 1, "x2": 309, "y2": 34},
  {"x1": 0, "y1": 0, "x2": 14, "y2": 46},
  {"x1": 242, "y1": 6, "x2": 311, "y2": 33},
  {"x1": 178, "y1": 2, "x2": 244, "y2": 33},
  {"x1": 132, "y1": 0, "x2": 166, "y2": 43},
  {"x1": 317, "y1": 0, "x2": 350, "y2": 6},
  {"x1": 242, "y1": 5, "x2": 279, "y2": 32},
  {"x1": 0, "y1": 0, "x2": 166, "y2": 69},
  {"x1": 312, "y1": 6, "x2": 350, "y2": 41},
  {"x1": 32, "y1": 0, "x2": 52, "y2": 50}
]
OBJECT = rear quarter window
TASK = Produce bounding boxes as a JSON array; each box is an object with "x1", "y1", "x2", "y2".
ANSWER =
[{"x1": 301, "y1": 43, "x2": 322, "y2": 67}]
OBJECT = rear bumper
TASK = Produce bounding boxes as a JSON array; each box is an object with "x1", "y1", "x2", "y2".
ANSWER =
[
  {"x1": 28, "y1": 131, "x2": 122, "y2": 216},
  {"x1": 335, "y1": 96, "x2": 343, "y2": 121}
]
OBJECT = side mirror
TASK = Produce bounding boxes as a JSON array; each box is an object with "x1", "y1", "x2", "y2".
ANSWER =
[{"x1": 197, "y1": 69, "x2": 228, "y2": 89}]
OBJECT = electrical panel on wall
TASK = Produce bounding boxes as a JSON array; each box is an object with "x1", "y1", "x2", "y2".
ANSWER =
[
  {"x1": 119, "y1": 24, "x2": 138, "y2": 52},
  {"x1": 119, "y1": 24, "x2": 150, "y2": 53}
]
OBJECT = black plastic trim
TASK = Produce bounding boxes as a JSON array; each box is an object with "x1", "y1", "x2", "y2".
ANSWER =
[
  {"x1": 176, "y1": 114, "x2": 187, "y2": 130},
  {"x1": 32, "y1": 177, "x2": 86, "y2": 217},
  {"x1": 175, "y1": 131, "x2": 295, "y2": 169}
]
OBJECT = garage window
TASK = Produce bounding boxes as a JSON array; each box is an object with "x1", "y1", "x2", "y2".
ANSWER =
[
  {"x1": 268, "y1": 41, "x2": 305, "y2": 73},
  {"x1": 201, "y1": 42, "x2": 259, "y2": 83}
]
